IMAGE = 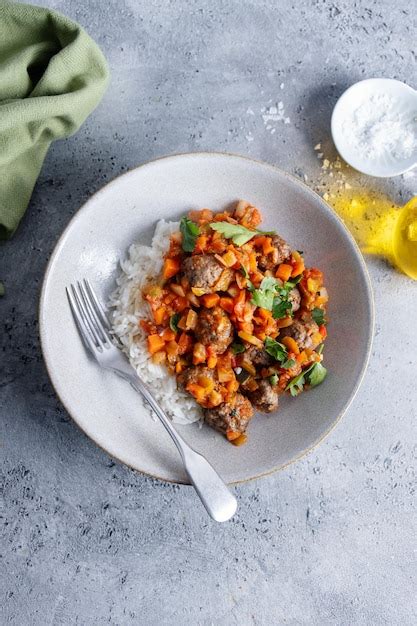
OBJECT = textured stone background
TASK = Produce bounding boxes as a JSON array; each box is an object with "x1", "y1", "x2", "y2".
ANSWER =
[{"x1": 1, "y1": 1, "x2": 416, "y2": 624}]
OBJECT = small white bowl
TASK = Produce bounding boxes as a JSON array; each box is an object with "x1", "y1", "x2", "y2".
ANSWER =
[{"x1": 331, "y1": 78, "x2": 417, "y2": 177}]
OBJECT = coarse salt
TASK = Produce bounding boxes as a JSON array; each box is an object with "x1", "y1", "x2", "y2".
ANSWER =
[{"x1": 342, "y1": 93, "x2": 417, "y2": 161}]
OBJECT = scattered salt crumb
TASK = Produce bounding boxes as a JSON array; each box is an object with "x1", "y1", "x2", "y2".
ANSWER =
[
  {"x1": 246, "y1": 133, "x2": 254, "y2": 142},
  {"x1": 246, "y1": 107, "x2": 255, "y2": 116},
  {"x1": 284, "y1": 117, "x2": 290, "y2": 124},
  {"x1": 280, "y1": 83, "x2": 285, "y2": 90},
  {"x1": 266, "y1": 124, "x2": 272, "y2": 130},
  {"x1": 278, "y1": 101, "x2": 284, "y2": 110},
  {"x1": 323, "y1": 193, "x2": 329, "y2": 201},
  {"x1": 322, "y1": 158, "x2": 330, "y2": 169},
  {"x1": 303, "y1": 174, "x2": 308, "y2": 182},
  {"x1": 261, "y1": 100, "x2": 291, "y2": 128},
  {"x1": 314, "y1": 143, "x2": 321, "y2": 151},
  {"x1": 270, "y1": 128, "x2": 276, "y2": 134},
  {"x1": 345, "y1": 182, "x2": 352, "y2": 189}
]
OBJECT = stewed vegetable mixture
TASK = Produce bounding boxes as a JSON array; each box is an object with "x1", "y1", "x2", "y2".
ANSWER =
[{"x1": 141, "y1": 201, "x2": 329, "y2": 445}]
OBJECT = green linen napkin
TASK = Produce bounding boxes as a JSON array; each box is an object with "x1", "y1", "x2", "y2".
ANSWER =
[{"x1": 0, "y1": 2, "x2": 109, "y2": 241}]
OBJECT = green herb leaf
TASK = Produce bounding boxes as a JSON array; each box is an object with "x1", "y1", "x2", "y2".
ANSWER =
[
  {"x1": 264, "y1": 337, "x2": 288, "y2": 362},
  {"x1": 210, "y1": 222, "x2": 276, "y2": 246},
  {"x1": 286, "y1": 370, "x2": 306, "y2": 396},
  {"x1": 240, "y1": 265, "x2": 249, "y2": 278},
  {"x1": 272, "y1": 297, "x2": 292, "y2": 319},
  {"x1": 231, "y1": 342, "x2": 246, "y2": 355},
  {"x1": 269, "y1": 373, "x2": 278, "y2": 385},
  {"x1": 307, "y1": 361, "x2": 327, "y2": 386},
  {"x1": 311, "y1": 307, "x2": 326, "y2": 326},
  {"x1": 250, "y1": 276, "x2": 280, "y2": 310},
  {"x1": 281, "y1": 358, "x2": 296, "y2": 369},
  {"x1": 180, "y1": 217, "x2": 200, "y2": 252},
  {"x1": 284, "y1": 275, "x2": 302, "y2": 288},
  {"x1": 169, "y1": 313, "x2": 180, "y2": 333}
]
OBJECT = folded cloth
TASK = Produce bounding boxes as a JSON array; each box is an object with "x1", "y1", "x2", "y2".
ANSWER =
[{"x1": 0, "y1": 2, "x2": 109, "y2": 240}]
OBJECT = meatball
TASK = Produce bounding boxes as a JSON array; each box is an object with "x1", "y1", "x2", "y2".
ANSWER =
[
  {"x1": 195, "y1": 306, "x2": 233, "y2": 354},
  {"x1": 177, "y1": 365, "x2": 216, "y2": 390},
  {"x1": 245, "y1": 345, "x2": 273, "y2": 368},
  {"x1": 204, "y1": 393, "x2": 254, "y2": 435},
  {"x1": 246, "y1": 380, "x2": 279, "y2": 413},
  {"x1": 181, "y1": 254, "x2": 233, "y2": 294},
  {"x1": 257, "y1": 234, "x2": 292, "y2": 271},
  {"x1": 288, "y1": 287, "x2": 301, "y2": 313},
  {"x1": 280, "y1": 318, "x2": 321, "y2": 350}
]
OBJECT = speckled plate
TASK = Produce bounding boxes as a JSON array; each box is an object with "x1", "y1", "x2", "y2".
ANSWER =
[{"x1": 39, "y1": 152, "x2": 374, "y2": 484}]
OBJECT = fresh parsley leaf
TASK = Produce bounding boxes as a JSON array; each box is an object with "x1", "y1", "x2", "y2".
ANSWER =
[
  {"x1": 250, "y1": 276, "x2": 280, "y2": 310},
  {"x1": 169, "y1": 313, "x2": 180, "y2": 333},
  {"x1": 209, "y1": 222, "x2": 276, "y2": 246},
  {"x1": 240, "y1": 265, "x2": 249, "y2": 278},
  {"x1": 231, "y1": 342, "x2": 246, "y2": 354},
  {"x1": 269, "y1": 373, "x2": 278, "y2": 385},
  {"x1": 180, "y1": 217, "x2": 200, "y2": 252},
  {"x1": 264, "y1": 337, "x2": 288, "y2": 362},
  {"x1": 286, "y1": 371, "x2": 306, "y2": 396},
  {"x1": 307, "y1": 361, "x2": 327, "y2": 386},
  {"x1": 311, "y1": 307, "x2": 326, "y2": 325},
  {"x1": 272, "y1": 297, "x2": 292, "y2": 319},
  {"x1": 286, "y1": 346, "x2": 327, "y2": 395},
  {"x1": 284, "y1": 275, "x2": 302, "y2": 288},
  {"x1": 281, "y1": 358, "x2": 296, "y2": 369}
]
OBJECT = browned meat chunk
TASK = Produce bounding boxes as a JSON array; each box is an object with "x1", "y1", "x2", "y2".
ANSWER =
[
  {"x1": 288, "y1": 287, "x2": 301, "y2": 313},
  {"x1": 246, "y1": 380, "x2": 279, "y2": 413},
  {"x1": 177, "y1": 365, "x2": 216, "y2": 390},
  {"x1": 195, "y1": 306, "x2": 233, "y2": 354},
  {"x1": 245, "y1": 345, "x2": 273, "y2": 368},
  {"x1": 181, "y1": 254, "x2": 233, "y2": 294},
  {"x1": 280, "y1": 318, "x2": 321, "y2": 350},
  {"x1": 204, "y1": 393, "x2": 254, "y2": 434},
  {"x1": 257, "y1": 235, "x2": 291, "y2": 271}
]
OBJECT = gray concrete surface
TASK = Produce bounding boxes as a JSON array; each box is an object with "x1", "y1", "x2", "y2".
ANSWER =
[{"x1": 1, "y1": 0, "x2": 416, "y2": 624}]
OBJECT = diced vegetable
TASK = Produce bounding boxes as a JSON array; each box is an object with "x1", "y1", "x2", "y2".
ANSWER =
[
  {"x1": 230, "y1": 433, "x2": 247, "y2": 446},
  {"x1": 147, "y1": 334, "x2": 165, "y2": 355},
  {"x1": 275, "y1": 263, "x2": 293, "y2": 282},
  {"x1": 209, "y1": 390, "x2": 223, "y2": 407},
  {"x1": 170, "y1": 283, "x2": 185, "y2": 297},
  {"x1": 238, "y1": 331, "x2": 263, "y2": 348},
  {"x1": 161, "y1": 328, "x2": 176, "y2": 342},
  {"x1": 193, "y1": 342, "x2": 206, "y2": 365},
  {"x1": 185, "y1": 309, "x2": 198, "y2": 330},
  {"x1": 152, "y1": 307, "x2": 165, "y2": 325},
  {"x1": 226, "y1": 430, "x2": 241, "y2": 441},
  {"x1": 191, "y1": 287, "x2": 205, "y2": 296},
  {"x1": 163, "y1": 257, "x2": 180, "y2": 280},
  {"x1": 219, "y1": 297, "x2": 234, "y2": 314},
  {"x1": 281, "y1": 336, "x2": 300, "y2": 355},
  {"x1": 201, "y1": 293, "x2": 220, "y2": 308},
  {"x1": 178, "y1": 332, "x2": 193, "y2": 354},
  {"x1": 152, "y1": 350, "x2": 166, "y2": 364}
]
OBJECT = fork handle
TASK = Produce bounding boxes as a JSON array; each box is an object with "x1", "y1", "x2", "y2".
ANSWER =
[{"x1": 124, "y1": 374, "x2": 237, "y2": 522}]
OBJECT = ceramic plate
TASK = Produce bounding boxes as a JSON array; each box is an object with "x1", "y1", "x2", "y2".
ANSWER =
[{"x1": 40, "y1": 153, "x2": 374, "y2": 484}]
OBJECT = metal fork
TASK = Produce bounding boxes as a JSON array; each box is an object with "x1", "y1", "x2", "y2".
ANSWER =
[{"x1": 66, "y1": 279, "x2": 237, "y2": 522}]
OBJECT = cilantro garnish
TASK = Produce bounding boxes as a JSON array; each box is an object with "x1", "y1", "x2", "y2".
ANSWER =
[
  {"x1": 312, "y1": 307, "x2": 326, "y2": 326},
  {"x1": 209, "y1": 222, "x2": 275, "y2": 246},
  {"x1": 231, "y1": 342, "x2": 246, "y2": 355},
  {"x1": 285, "y1": 345, "x2": 327, "y2": 396},
  {"x1": 169, "y1": 313, "x2": 180, "y2": 333},
  {"x1": 180, "y1": 217, "x2": 200, "y2": 252}
]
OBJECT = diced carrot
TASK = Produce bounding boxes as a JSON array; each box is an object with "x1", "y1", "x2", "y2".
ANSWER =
[
  {"x1": 139, "y1": 319, "x2": 156, "y2": 335},
  {"x1": 186, "y1": 383, "x2": 207, "y2": 403},
  {"x1": 172, "y1": 296, "x2": 188, "y2": 313},
  {"x1": 281, "y1": 336, "x2": 300, "y2": 354},
  {"x1": 230, "y1": 433, "x2": 247, "y2": 446},
  {"x1": 291, "y1": 260, "x2": 305, "y2": 277},
  {"x1": 296, "y1": 350, "x2": 308, "y2": 364},
  {"x1": 195, "y1": 234, "x2": 208, "y2": 253},
  {"x1": 226, "y1": 379, "x2": 239, "y2": 395},
  {"x1": 234, "y1": 290, "x2": 246, "y2": 321},
  {"x1": 178, "y1": 332, "x2": 193, "y2": 354},
  {"x1": 163, "y1": 257, "x2": 180, "y2": 280},
  {"x1": 238, "y1": 330, "x2": 264, "y2": 348},
  {"x1": 152, "y1": 307, "x2": 166, "y2": 325},
  {"x1": 319, "y1": 324, "x2": 327, "y2": 339},
  {"x1": 188, "y1": 208, "x2": 213, "y2": 225},
  {"x1": 185, "y1": 309, "x2": 198, "y2": 330},
  {"x1": 219, "y1": 297, "x2": 234, "y2": 314},
  {"x1": 152, "y1": 350, "x2": 166, "y2": 364},
  {"x1": 275, "y1": 263, "x2": 293, "y2": 282},
  {"x1": 312, "y1": 332, "x2": 324, "y2": 346},
  {"x1": 239, "y1": 321, "x2": 254, "y2": 335},
  {"x1": 198, "y1": 376, "x2": 215, "y2": 394},
  {"x1": 262, "y1": 237, "x2": 274, "y2": 255},
  {"x1": 147, "y1": 334, "x2": 165, "y2": 355},
  {"x1": 207, "y1": 355, "x2": 217, "y2": 369},
  {"x1": 161, "y1": 328, "x2": 176, "y2": 342},
  {"x1": 193, "y1": 342, "x2": 206, "y2": 365},
  {"x1": 175, "y1": 361, "x2": 183, "y2": 373},
  {"x1": 208, "y1": 390, "x2": 223, "y2": 407},
  {"x1": 253, "y1": 235, "x2": 266, "y2": 248},
  {"x1": 201, "y1": 293, "x2": 220, "y2": 308},
  {"x1": 226, "y1": 430, "x2": 241, "y2": 441},
  {"x1": 249, "y1": 252, "x2": 258, "y2": 273},
  {"x1": 276, "y1": 316, "x2": 293, "y2": 328},
  {"x1": 165, "y1": 340, "x2": 179, "y2": 358}
]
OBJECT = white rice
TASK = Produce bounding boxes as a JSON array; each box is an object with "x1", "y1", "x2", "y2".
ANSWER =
[{"x1": 109, "y1": 220, "x2": 202, "y2": 425}]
